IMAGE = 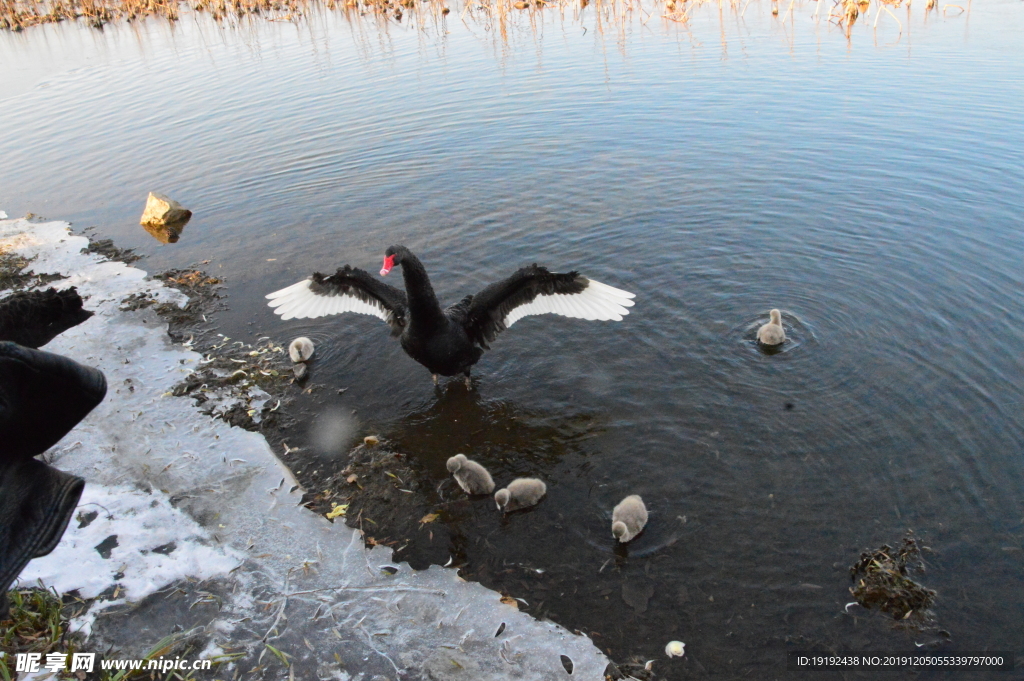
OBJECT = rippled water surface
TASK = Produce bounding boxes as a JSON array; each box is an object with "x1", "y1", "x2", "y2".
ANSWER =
[{"x1": 2, "y1": 2, "x2": 1024, "y2": 677}]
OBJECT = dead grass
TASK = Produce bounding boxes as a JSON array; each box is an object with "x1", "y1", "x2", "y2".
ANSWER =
[
  {"x1": 0, "y1": 0, "x2": 464, "y2": 30},
  {"x1": 849, "y1": 533, "x2": 937, "y2": 624},
  {"x1": 0, "y1": 248, "x2": 66, "y2": 291},
  {"x1": 1, "y1": 587, "x2": 237, "y2": 680},
  {"x1": 1, "y1": 0, "x2": 953, "y2": 35},
  {"x1": 0, "y1": 0, "x2": 312, "y2": 30},
  {"x1": 0, "y1": 587, "x2": 88, "y2": 681}
]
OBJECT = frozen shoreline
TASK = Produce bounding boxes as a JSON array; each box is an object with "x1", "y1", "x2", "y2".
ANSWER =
[{"x1": 2, "y1": 214, "x2": 609, "y2": 680}]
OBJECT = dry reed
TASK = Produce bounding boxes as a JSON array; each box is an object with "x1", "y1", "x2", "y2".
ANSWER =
[
  {"x1": 0, "y1": 0, "x2": 968, "y2": 36},
  {"x1": 0, "y1": 0, "x2": 315, "y2": 30}
]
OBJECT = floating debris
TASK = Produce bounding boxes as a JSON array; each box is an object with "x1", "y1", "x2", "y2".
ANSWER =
[
  {"x1": 604, "y1": 659, "x2": 656, "y2": 680},
  {"x1": 325, "y1": 503, "x2": 349, "y2": 519},
  {"x1": 849, "y1": 533, "x2": 936, "y2": 625}
]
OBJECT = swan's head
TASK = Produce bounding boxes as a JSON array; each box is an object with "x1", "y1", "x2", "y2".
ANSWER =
[
  {"x1": 494, "y1": 488, "x2": 510, "y2": 510},
  {"x1": 381, "y1": 245, "x2": 407, "y2": 276},
  {"x1": 612, "y1": 521, "x2": 628, "y2": 541},
  {"x1": 446, "y1": 454, "x2": 466, "y2": 473},
  {"x1": 769, "y1": 309, "x2": 782, "y2": 325}
]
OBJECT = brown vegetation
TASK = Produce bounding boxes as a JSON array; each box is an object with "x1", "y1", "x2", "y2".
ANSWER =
[
  {"x1": 1, "y1": 0, "x2": 957, "y2": 37},
  {"x1": 0, "y1": 0, "x2": 310, "y2": 31},
  {"x1": 0, "y1": 0, "x2": 463, "y2": 31},
  {"x1": 849, "y1": 533, "x2": 937, "y2": 624}
]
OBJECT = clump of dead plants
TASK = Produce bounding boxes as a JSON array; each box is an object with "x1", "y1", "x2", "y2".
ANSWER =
[
  {"x1": 168, "y1": 334, "x2": 296, "y2": 431},
  {"x1": 850, "y1": 532, "x2": 936, "y2": 625},
  {"x1": 0, "y1": 0, "x2": 311, "y2": 31},
  {"x1": 0, "y1": 0, "x2": 460, "y2": 30},
  {"x1": 0, "y1": 247, "x2": 66, "y2": 291},
  {"x1": 2, "y1": 0, "x2": 951, "y2": 36}
]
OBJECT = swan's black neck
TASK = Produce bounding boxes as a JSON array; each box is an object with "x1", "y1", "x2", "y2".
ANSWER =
[{"x1": 397, "y1": 249, "x2": 445, "y2": 327}]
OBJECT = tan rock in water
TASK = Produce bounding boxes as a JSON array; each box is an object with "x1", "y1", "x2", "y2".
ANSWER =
[{"x1": 140, "y1": 192, "x2": 192, "y2": 228}]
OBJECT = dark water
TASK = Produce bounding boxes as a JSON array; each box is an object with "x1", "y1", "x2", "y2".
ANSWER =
[{"x1": 3, "y1": 2, "x2": 1024, "y2": 677}]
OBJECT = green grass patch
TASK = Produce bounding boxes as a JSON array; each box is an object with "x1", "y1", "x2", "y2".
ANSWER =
[
  {"x1": 0, "y1": 587, "x2": 83, "y2": 680},
  {"x1": 2, "y1": 588, "x2": 236, "y2": 680}
]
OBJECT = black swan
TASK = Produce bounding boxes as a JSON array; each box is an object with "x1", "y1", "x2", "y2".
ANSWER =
[
  {"x1": 266, "y1": 245, "x2": 635, "y2": 386},
  {"x1": 0, "y1": 287, "x2": 93, "y2": 349}
]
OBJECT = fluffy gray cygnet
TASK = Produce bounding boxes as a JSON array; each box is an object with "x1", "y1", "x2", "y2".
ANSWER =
[
  {"x1": 446, "y1": 454, "x2": 495, "y2": 495},
  {"x1": 756, "y1": 309, "x2": 785, "y2": 346},
  {"x1": 289, "y1": 336, "x2": 315, "y2": 362},
  {"x1": 494, "y1": 478, "x2": 547, "y2": 512},
  {"x1": 611, "y1": 494, "x2": 648, "y2": 543}
]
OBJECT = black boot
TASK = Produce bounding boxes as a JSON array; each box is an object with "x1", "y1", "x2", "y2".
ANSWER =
[{"x1": 0, "y1": 342, "x2": 106, "y2": 618}]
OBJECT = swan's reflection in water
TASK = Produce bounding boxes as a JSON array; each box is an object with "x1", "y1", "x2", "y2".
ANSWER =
[{"x1": 385, "y1": 384, "x2": 604, "y2": 483}]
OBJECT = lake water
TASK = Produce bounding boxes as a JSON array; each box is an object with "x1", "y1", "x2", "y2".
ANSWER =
[{"x1": 2, "y1": 2, "x2": 1023, "y2": 677}]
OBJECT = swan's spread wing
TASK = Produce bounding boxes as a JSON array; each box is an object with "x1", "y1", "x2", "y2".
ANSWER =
[
  {"x1": 464, "y1": 265, "x2": 635, "y2": 348},
  {"x1": 266, "y1": 266, "x2": 408, "y2": 333}
]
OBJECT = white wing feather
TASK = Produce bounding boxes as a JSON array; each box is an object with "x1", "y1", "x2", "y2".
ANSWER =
[
  {"x1": 504, "y1": 278, "x2": 635, "y2": 328},
  {"x1": 266, "y1": 279, "x2": 390, "y2": 322}
]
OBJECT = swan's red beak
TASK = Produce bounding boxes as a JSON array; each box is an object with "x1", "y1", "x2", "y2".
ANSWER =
[{"x1": 380, "y1": 254, "x2": 395, "y2": 276}]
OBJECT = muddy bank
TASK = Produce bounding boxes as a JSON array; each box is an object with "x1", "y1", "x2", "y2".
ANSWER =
[
  {"x1": 306, "y1": 437, "x2": 666, "y2": 679},
  {"x1": 121, "y1": 262, "x2": 318, "y2": 450}
]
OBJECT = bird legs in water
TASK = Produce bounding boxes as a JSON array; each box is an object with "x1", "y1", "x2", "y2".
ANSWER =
[{"x1": 431, "y1": 372, "x2": 473, "y2": 389}]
